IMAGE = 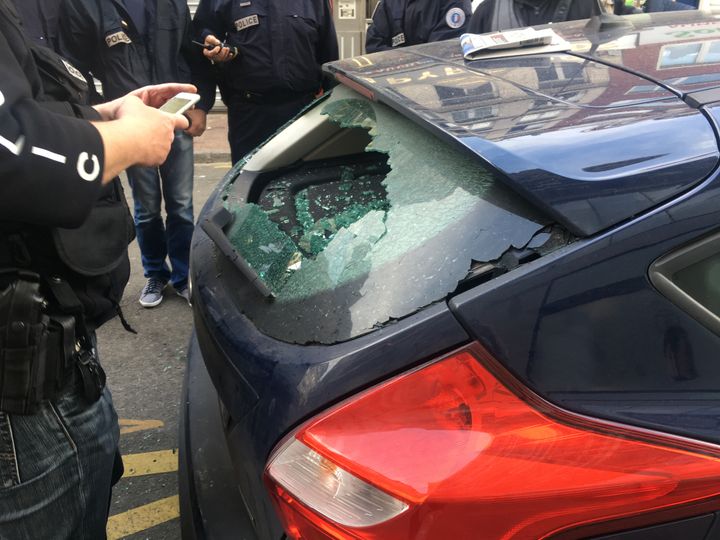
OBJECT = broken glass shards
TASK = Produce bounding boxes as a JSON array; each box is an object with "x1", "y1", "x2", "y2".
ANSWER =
[
  {"x1": 223, "y1": 86, "x2": 551, "y2": 344},
  {"x1": 225, "y1": 202, "x2": 299, "y2": 293}
]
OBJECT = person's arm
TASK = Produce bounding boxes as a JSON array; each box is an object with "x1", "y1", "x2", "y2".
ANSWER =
[
  {"x1": 55, "y1": 0, "x2": 98, "y2": 96},
  {"x1": 181, "y1": 4, "x2": 213, "y2": 132},
  {"x1": 57, "y1": 0, "x2": 145, "y2": 101},
  {"x1": 91, "y1": 94, "x2": 188, "y2": 181},
  {"x1": 0, "y1": 28, "x2": 104, "y2": 228},
  {"x1": 365, "y1": 0, "x2": 392, "y2": 53},
  {"x1": 317, "y1": 0, "x2": 339, "y2": 64},
  {"x1": 92, "y1": 83, "x2": 194, "y2": 177},
  {"x1": 192, "y1": 0, "x2": 234, "y2": 98},
  {"x1": 193, "y1": 0, "x2": 226, "y2": 42},
  {"x1": 0, "y1": 30, "x2": 188, "y2": 228},
  {"x1": 426, "y1": 0, "x2": 472, "y2": 42}
]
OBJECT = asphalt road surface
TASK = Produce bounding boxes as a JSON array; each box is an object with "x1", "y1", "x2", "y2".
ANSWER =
[{"x1": 97, "y1": 161, "x2": 231, "y2": 540}]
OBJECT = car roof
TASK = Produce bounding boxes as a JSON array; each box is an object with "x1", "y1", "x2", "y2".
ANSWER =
[{"x1": 325, "y1": 11, "x2": 720, "y2": 237}]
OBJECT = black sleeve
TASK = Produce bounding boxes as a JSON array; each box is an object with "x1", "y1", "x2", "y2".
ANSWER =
[
  {"x1": 181, "y1": 5, "x2": 216, "y2": 112},
  {"x1": 193, "y1": 0, "x2": 228, "y2": 42},
  {"x1": 427, "y1": 0, "x2": 472, "y2": 42},
  {"x1": 467, "y1": 0, "x2": 493, "y2": 34},
  {"x1": 317, "y1": 0, "x2": 339, "y2": 64},
  {"x1": 365, "y1": 0, "x2": 391, "y2": 53},
  {"x1": 56, "y1": 0, "x2": 144, "y2": 101},
  {"x1": 0, "y1": 29, "x2": 104, "y2": 228},
  {"x1": 56, "y1": 0, "x2": 96, "y2": 81}
]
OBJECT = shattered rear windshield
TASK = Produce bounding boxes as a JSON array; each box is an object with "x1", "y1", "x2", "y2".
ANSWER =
[{"x1": 222, "y1": 86, "x2": 549, "y2": 344}]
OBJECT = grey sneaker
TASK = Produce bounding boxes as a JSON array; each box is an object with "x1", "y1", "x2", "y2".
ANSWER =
[
  {"x1": 175, "y1": 285, "x2": 191, "y2": 305},
  {"x1": 139, "y1": 278, "x2": 167, "y2": 308}
]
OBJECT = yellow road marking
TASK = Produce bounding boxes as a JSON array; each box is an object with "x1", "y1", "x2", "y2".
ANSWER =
[
  {"x1": 213, "y1": 162, "x2": 231, "y2": 169},
  {"x1": 106, "y1": 495, "x2": 179, "y2": 540},
  {"x1": 123, "y1": 449, "x2": 178, "y2": 478},
  {"x1": 119, "y1": 418, "x2": 164, "y2": 435}
]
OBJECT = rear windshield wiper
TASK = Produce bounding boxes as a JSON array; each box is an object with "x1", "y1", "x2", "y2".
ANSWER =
[{"x1": 200, "y1": 206, "x2": 275, "y2": 298}]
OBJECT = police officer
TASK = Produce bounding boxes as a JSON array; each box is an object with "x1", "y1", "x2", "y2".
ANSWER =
[
  {"x1": 57, "y1": 0, "x2": 214, "y2": 307},
  {"x1": 193, "y1": 0, "x2": 339, "y2": 164},
  {"x1": 0, "y1": 0, "x2": 191, "y2": 535},
  {"x1": 469, "y1": 0, "x2": 603, "y2": 34},
  {"x1": 366, "y1": 0, "x2": 472, "y2": 53}
]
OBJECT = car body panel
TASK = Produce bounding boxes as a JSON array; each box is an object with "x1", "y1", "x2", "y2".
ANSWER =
[
  {"x1": 450, "y1": 171, "x2": 720, "y2": 445},
  {"x1": 179, "y1": 333, "x2": 258, "y2": 540}
]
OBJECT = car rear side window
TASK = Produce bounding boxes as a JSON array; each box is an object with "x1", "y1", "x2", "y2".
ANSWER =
[
  {"x1": 651, "y1": 232, "x2": 720, "y2": 336},
  {"x1": 220, "y1": 86, "x2": 554, "y2": 344}
]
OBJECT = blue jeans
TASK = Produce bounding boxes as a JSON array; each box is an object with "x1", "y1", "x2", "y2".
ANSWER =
[
  {"x1": 0, "y1": 381, "x2": 119, "y2": 539},
  {"x1": 127, "y1": 131, "x2": 194, "y2": 290}
]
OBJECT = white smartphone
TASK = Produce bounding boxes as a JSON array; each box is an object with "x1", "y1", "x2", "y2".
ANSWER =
[{"x1": 159, "y1": 92, "x2": 201, "y2": 115}]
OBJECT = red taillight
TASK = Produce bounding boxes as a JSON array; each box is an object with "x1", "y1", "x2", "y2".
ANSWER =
[{"x1": 265, "y1": 344, "x2": 720, "y2": 539}]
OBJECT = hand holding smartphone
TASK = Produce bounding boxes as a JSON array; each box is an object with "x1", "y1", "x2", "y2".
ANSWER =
[{"x1": 159, "y1": 92, "x2": 201, "y2": 116}]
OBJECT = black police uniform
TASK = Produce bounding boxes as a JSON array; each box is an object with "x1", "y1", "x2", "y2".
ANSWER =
[
  {"x1": 193, "y1": 0, "x2": 339, "y2": 163},
  {"x1": 366, "y1": 0, "x2": 472, "y2": 53},
  {"x1": 0, "y1": 0, "x2": 134, "y2": 405},
  {"x1": 56, "y1": 0, "x2": 212, "y2": 101},
  {"x1": 468, "y1": 0, "x2": 601, "y2": 34},
  {"x1": 0, "y1": 2, "x2": 127, "y2": 534}
]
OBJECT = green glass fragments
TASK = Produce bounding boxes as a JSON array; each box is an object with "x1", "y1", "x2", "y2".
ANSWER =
[
  {"x1": 224, "y1": 202, "x2": 299, "y2": 292},
  {"x1": 221, "y1": 85, "x2": 545, "y2": 342}
]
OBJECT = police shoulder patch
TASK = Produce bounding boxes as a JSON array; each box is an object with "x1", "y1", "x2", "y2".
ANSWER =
[
  {"x1": 105, "y1": 30, "x2": 131, "y2": 48},
  {"x1": 445, "y1": 7, "x2": 466, "y2": 30},
  {"x1": 61, "y1": 59, "x2": 87, "y2": 84}
]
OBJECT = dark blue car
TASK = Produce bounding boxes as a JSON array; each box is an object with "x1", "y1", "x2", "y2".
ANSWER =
[{"x1": 180, "y1": 10, "x2": 720, "y2": 540}]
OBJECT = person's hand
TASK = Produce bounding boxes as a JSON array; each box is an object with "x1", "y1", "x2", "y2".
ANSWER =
[
  {"x1": 92, "y1": 83, "x2": 198, "y2": 120},
  {"x1": 203, "y1": 34, "x2": 237, "y2": 63},
  {"x1": 115, "y1": 95, "x2": 188, "y2": 166},
  {"x1": 92, "y1": 95, "x2": 190, "y2": 181},
  {"x1": 184, "y1": 108, "x2": 207, "y2": 137},
  {"x1": 92, "y1": 99, "x2": 122, "y2": 121},
  {"x1": 130, "y1": 83, "x2": 198, "y2": 109}
]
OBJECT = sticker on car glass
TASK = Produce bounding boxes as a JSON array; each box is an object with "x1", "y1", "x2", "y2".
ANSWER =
[
  {"x1": 235, "y1": 14, "x2": 259, "y2": 31},
  {"x1": 446, "y1": 7, "x2": 466, "y2": 29}
]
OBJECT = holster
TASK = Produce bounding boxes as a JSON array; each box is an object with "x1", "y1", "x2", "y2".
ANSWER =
[
  {"x1": 0, "y1": 271, "x2": 106, "y2": 414},
  {"x1": 0, "y1": 271, "x2": 49, "y2": 414}
]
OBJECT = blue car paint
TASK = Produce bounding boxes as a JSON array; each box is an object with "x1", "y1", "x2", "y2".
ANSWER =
[
  {"x1": 181, "y1": 10, "x2": 720, "y2": 539},
  {"x1": 451, "y1": 169, "x2": 720, "y2": 443}
]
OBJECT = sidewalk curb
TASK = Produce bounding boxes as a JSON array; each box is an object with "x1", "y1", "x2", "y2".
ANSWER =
[
  {"x1": 193, "y1": 111, "x2": 231, "y2": 164},
  {"x1": 195, "y1": 152, "x2": 232, "y2": 164}
]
